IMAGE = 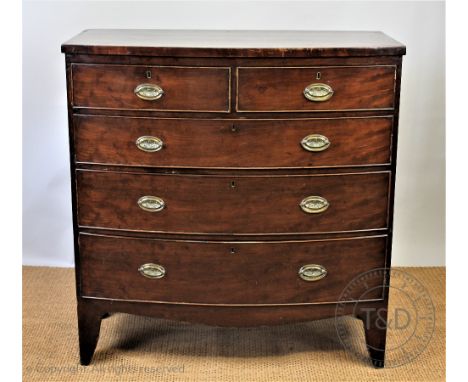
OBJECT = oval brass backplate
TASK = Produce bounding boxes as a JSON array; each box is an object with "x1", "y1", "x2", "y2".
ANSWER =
[
  {"x1": 303, "y1": 83, "x2": 334, "y2": 102},
  {"x1": 136, "y1": 136, "x2": 163, "y2": 152},
  {"x1": 298, "y1": 264, "x2": 327, "y2": 282},
  {"x1": 301, "y1": 134, "x2": 330, "y2": 152},
  {"x1": 137, "y1": 196, "x2": 165, "y2": 212},
  {"x1": 134, "y1": 83, "x2": 164, "y2": 101},
  {"x1": 138, "y1": 263, "x2": 166, "y2": 279},
  {"x1": 300, "y1": 196, "x2": 329, "y2": 214}
]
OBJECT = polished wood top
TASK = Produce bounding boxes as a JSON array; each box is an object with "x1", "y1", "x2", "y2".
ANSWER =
[{"x1": 61, "y1": 29, "x2": 405, "y2": 57}]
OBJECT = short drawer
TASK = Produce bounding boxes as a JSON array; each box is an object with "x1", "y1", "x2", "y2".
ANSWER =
[
  {"x1": 74, "y1": 115, "x2": 393, "y2": 168},
  {"x1": 71, "y1": 64, "x2": 231, "y2": 112},
  {"x1": 237, "y1": 66, "x2": 396, "y2": 112},
  {"x1": 76, "y1": 171, "x2": 390, "y2": 234},
  {"x1": 79, "y1": 233, "x2": 386, "y2": 305}
]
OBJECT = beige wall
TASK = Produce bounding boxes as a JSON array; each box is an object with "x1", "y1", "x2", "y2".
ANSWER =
[{"x1": 23, "y1": 1, "x2": 445, "y2": 266}]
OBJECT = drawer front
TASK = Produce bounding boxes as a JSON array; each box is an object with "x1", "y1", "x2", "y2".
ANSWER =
[
  {"x1": 237, "y1": 66, "x2": 396, "y2": 112},
  {"x1": 76, "y1": 171, "x2": 389, "y2": 234},
  {"x1": 74, "y1": 115, "x2": 392, "y2": 168},
  {"x1": 72, "y1": 64, "x2": 230, "y2": 112},
  {"x1": 80, "y1": 234, "x2": 386, "y2": 305}
]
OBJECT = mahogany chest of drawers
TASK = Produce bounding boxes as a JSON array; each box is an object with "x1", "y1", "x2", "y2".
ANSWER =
[{"x1": 61, "y1": 30, "x2": 405, "y2": 368}]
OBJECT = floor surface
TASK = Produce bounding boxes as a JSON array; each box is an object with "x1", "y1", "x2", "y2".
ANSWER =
[{"x1": 23, "y1": 266, "x2": 445, "y2": 381}]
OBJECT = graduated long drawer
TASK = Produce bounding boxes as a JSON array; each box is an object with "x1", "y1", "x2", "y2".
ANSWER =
[
  {"x1": 74, "y1": 115, "x2": 393, "y2": 168},
  {"x1": 76, "y1": 170, "x2": 390, "y2": 235},
  {"x1": 79, "y1": 233, "x2": 387, "y2": 305}
]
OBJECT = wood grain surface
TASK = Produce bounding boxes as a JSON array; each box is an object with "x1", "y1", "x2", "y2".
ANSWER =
[
  {"x1": 61, "y1": 30, "x2": 406, "y2": 57},
  {"x1": 79, "y1": 233, "x2": 387, "y2": 305},
  {"x1": 72, "y1": 64, "x2": 230, "y2": 112},
  {"x1": 76, "y1": 170, "x2": 390, "y2": 234},
  {"x1": 74, "y1": 115, "x2": 393, "y2": 168},
  {"x1": 237, "y1": 66, "x2": 396, "y2": 112}
]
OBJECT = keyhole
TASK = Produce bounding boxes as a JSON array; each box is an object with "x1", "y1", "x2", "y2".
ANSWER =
[
  {"x1": 230, "y1": 248, "x2": 236, "y2": 255},
  {"x1": 145, "y1": 70, "x2": 152, "y2": 79},
  {"x1": 231, "y1": 124, "x2": 237, "y2": 132},
  {"x1": 230, "y1": 181, "x2": 236, "y2": 188},
  {"x1": 316, "y1": 72, "x2": 321, "y2": 80}
]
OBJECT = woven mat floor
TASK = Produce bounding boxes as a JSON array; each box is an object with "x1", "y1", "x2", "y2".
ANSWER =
[{"x1": 23, "y1": 266, "x2": 445, "y2": 381}]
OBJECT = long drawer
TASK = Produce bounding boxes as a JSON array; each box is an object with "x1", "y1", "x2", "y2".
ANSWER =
[
  {"x1": 74, "y1": 115, "x2": 393, "y2": 168},
  {"x1": 79, "y1": 233, "x2": 387, "y2": 305},
  {"x1": 237, "y1": 65, "x2": 396, "y2": 112},
  {"x1": 71, "y1": 64, "x2": 231, "y2": 112},
  {"x1": 76, "y1": 170, "x2": 390, "y2": 234}
]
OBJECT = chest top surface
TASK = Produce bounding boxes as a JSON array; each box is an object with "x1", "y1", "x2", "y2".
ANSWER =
[{"x1": 61, "y1": 29, "x2": 406, "y2": 58}]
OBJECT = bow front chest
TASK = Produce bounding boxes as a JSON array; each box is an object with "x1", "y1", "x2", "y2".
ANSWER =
[{"x1": 61, "y1": 30, "x2": 405, "y2": 367}]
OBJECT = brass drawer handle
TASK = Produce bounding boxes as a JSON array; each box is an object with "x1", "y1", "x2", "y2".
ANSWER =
[
  {"x1": 134, "y1": 83, "x2": 164, "y2": 101},
  {"x1": 138, "y1": 263, "x2": 166, "y2": 279},
  {"x1": 301, "y1": 134, "x2": 330, "y2": 152},
  {"x1": 298, "y1": 264, "x2": 327, "y2": 282},
  {"x1": 303, "y1": 83, "x2": 334, "y2": 102},
  {"x1": 137, "y1": 196, "x2": 165, "y2": 212},
  {"x1": 136, "y1": 136, "x2": 163, "y2": 152},
  {"x1": 300, "y1": 196, "x2": 329, "y2": 214}
]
